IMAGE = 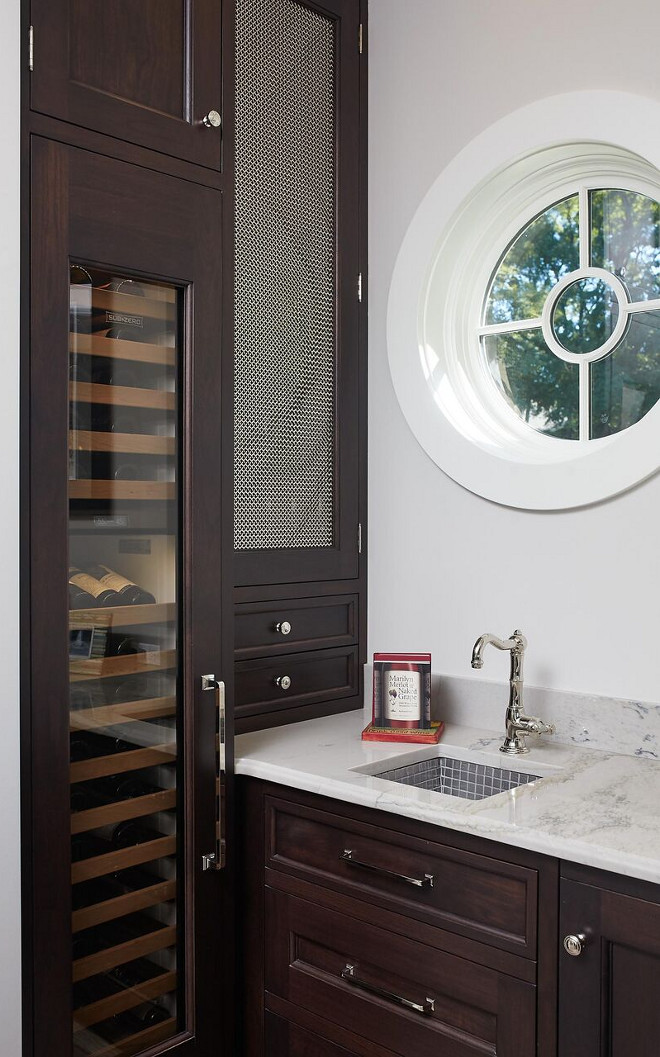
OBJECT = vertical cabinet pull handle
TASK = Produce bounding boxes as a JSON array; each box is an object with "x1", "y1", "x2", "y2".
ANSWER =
[
  {"x1": 340, "y1": 964, "x2": 435, "y2": 1016},
  {"x1": 340, "y1": 849, "x2": 434, "y2": 888},
  {"x1": 201, "y1": 675, "x2": 226, "y2": 871}
]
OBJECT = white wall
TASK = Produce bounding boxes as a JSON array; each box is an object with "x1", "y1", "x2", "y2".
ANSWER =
[
  {"x1": 0, "y1": 5, "x2": 22, "y2": 1054},
  {"x1": 368, "y1": 0, "x2": 660, "y2": 703}
]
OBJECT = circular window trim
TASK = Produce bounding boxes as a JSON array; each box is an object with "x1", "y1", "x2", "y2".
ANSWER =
[{"x1": 387, "y1": 91, "x2": 660, "y2": 509}]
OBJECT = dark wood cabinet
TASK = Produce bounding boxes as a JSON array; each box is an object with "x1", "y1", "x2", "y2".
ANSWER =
[
  {"x1": 559, "y1": 867, "x2": 660, "y2": 1057},
  {"x1": 29, "y1": 0, "x2": 224, "y2": 170},
  {"x1": 25, "y1": 136, "x2": 234, "y2": 1057},
  {"x1": 232, "y1": 0, "x2": 367, "y2": 732},
  {"x1": 239, "y1": 779, "x2": 558, "y2": 1057}
]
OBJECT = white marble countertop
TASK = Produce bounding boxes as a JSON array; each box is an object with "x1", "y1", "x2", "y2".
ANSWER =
[{"x1": 235, "y1": 711, "x2": 660, "y2": 884}]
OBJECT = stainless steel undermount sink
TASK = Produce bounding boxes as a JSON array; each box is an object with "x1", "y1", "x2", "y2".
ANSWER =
[{"x1": 372, "y1": 755, "x2": 541, "y2": 802}]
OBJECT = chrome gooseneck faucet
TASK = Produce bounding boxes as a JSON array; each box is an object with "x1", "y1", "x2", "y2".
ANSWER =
[{"x1": 471, "y1": 630, "x2": 555, "y2": 755}]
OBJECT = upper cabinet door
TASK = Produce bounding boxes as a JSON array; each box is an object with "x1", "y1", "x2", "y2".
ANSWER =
[
  {"x1": 233, "y1": 0, "x2": 362, "y2": 586},
  {"x1": 30, "y1": 0, "x2": 223, "y2": 169}
]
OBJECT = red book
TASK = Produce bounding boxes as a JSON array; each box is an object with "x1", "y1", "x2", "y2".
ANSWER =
[{"x1": 361, "y1": 721, "x2": 444, "y2": 745}]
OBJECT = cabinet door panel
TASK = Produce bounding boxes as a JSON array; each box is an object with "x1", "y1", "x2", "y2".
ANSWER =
[
  {"x1": 559, "y1": 878, "x2": 660, "y2": 1057},
  {"x1": 233, "y1": 0, "x2": 361, "y2": 585},
  {"x1": 30, "y1": 0, "x2": 223, "y2": 169},
  {"x1": 28, "y1": 137, "x2": 232, "y2": 1057}
]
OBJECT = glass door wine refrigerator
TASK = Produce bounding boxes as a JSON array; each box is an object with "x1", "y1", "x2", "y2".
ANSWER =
[{"x1": 25, "y1": 140, "x2": 233, "y2": 1057}]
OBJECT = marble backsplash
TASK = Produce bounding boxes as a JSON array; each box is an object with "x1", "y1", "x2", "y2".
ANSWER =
[{"x1": 363, "y1": 666, "x2": 660, "y2": 761}]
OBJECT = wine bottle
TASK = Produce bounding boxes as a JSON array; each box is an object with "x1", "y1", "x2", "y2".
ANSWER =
[
  {"x1": 69, "y1": 566, "x2": 121, "y2": 607},
  {"x1": 68, "y1": 572, "x2": 99, "y2": 610},
  {"x1": 70, "y1": 833, "x2": 112, "y2": 863},
  {"x1": 70, "y1": 730, "x2": 137, "y2": 761},
  {"x1": 109, "y1": 957, "x2": 161, "y2": 989},
  {"x1": 91, "y1": 357, "x2": 141, "y2": 388},
  {"x1": 112, "y1": 819, "x2": 164, "y2": 849},
  {"x1": 88, "y1": 564, "x2": 156, "y2": 606},
  {"x1": 113, "y1": 776, "x2": 163, "y2": 799}
]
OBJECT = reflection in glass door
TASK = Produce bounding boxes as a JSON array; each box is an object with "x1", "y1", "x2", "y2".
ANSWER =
[{"x1": 68, "y1": 265, "x2": 181, "y2": 1056}]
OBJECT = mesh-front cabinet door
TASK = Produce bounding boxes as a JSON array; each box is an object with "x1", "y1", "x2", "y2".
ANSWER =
[
  {"x1": 26, "y1": 137, "x2": 233, "y2": 1057},
  {"x1": 234, "y1": 0, "x2": 362, "y2": 586},
  {"x1": 30, "y1": 0, "x2": 223, "y2": 170}
]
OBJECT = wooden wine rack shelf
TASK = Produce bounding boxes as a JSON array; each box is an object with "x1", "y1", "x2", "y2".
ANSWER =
[
  {"x1": 70, "y1": 381, "x2": 176, "y2": 411},
  {"x1": 72, "y1": 880, "x2": 177, "y2": 934},
  {"x1": 73, "y1": 924, "x2": 177, "y2": 982},
  {"x1": 73, "y1": 969, "x2": 177, "y2": 1030},
  {"x1": 71, "y1": 285, "x2": 176, "y2": 316},
  {"x1": 70, "y1": 743, "x2": 177, "y2": 784},
  {"x1": 70, "y1": 648, "x2": 176, "y2": 681},
  {"x1": 69, "y1": 602, "x2": 175, "y2": 628},
  {"x1": 71, "y1": 835, "x2": 177, "y2": 886},
  {"x1": 71, "y1": 788, "x2": 177, "y2": 836},
  {"x1": 71, "y1": 430, "x2": 176, "y2": 456},
  {"x1": 69, "y1": 480, "x2": 176, "y2": 501},
  {"x1": 73, "y1": 1018, "x2": 177, "y2": 1057},
  {"x1": 71, "y1": 696, "x2": 177, "y2": 732},
  {"x1": 70, "y1": 331, "x2": 176, "y2": 366}
]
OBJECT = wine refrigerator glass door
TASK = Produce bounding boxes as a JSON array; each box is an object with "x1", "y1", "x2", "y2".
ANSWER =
[{"x1": 68, "y1": 266, "x2": 185, "y2": 1055}]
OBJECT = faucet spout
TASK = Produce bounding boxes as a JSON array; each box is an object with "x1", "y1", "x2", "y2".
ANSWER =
[{"x1": 471, "y1": 632, "x2": 525, "y2": 670}]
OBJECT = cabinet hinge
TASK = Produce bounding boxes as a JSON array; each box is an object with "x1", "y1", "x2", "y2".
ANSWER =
[
  {"x1": 358, "y1": 23, "x2": 363, "y2": 54},
  {"x1": 358, "y1": 523, "x2": 362, "y2": 554},
  {"x1": 28, "y1": 25, "x2": 34, "y2": 71},
  {"x1": 357, "y1": 272, "x2": 363, "y2": 303}
]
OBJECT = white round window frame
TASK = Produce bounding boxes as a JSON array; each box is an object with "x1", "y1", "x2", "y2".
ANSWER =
[{"x1": 387, "y1": 91, "x2": 660, "y2": 509}]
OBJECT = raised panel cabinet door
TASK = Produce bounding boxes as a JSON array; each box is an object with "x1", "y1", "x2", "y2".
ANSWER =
[
  {"x1": 30, "y1": 0, "x2": 223, "y2": 169},
  {"x1": 559, "y1": 878, "x2": 660, "y2": 1057},
  {"x1": 233, "y1": 0, "x2": 362, "y2": 585},
  {"x1": 27, "y1": 137, "x2": 233, "y2": 1057}
]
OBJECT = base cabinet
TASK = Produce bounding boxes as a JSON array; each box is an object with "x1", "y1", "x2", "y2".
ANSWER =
[
  {"x1": 559, "y1": 872, "x2": 660, "y2": 1057},
  {"x1": 239, "y1": 779, "x2": 557, "y2": 1057}
]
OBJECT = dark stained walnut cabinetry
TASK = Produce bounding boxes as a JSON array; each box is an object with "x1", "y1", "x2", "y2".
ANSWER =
[
  {"x1": 30, "y1": 0, "x2": 224, "y2": 169},
  {"x1": 240, "y1": 780, "x2": 559, "y2": 1057},
  {"x1": 232, "y1": 0, "x2": 367, "y2": 732},
  {"x1": 559, "y1": 866, "x2": 660, "y2": 1057},
  {"x1": 23, "y1": 3, "x2": 235, "y2": 1057}
]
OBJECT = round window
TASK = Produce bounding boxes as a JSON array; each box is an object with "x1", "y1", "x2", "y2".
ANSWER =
[
  {"x1": 481, "y1": 190, "x2": 660, "y2": 442},
  {"x1": 387, "y1": 93, "x2": 660, "y2": 509}
]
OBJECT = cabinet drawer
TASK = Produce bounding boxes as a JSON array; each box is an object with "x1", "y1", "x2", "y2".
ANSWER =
[
  {"x1": 266, "y1": 889, "x2": 535, "y2": 1057},
  {"x1": 235, "y1": 595, "x2": 357, "y2": 659},
  {"x1": 265, "y1": 1012, "x2": 374, "y2": 1057},
  {"x1": 265, "y1": 796, "x2": 537, "y2": 957},
  {"x1": 235, "y1": 647, "x2": 358, "y2": 719}
]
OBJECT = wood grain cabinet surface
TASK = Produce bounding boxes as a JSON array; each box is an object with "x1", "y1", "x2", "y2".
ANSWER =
[
  {"x1": 559, "y1": 868, "x2": 660, "y2": 1057},
  {"x1": 30, "y1": 0, "x2": 223, "y2": 169},
  {"x1": 239, "y1": 779, "x2": 559, "y2": 1057}
]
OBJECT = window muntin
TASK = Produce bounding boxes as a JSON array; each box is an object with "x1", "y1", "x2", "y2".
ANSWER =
[{"x1": 481, "y1": 189, "x2": 660, "y2": 441}]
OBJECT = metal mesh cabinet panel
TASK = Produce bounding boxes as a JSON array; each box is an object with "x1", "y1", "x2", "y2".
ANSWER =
[{"x1": 234, "y1": 0, "x2": 337, "y2": 551}]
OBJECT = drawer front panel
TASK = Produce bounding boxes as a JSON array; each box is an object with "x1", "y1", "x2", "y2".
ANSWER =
[
  {"x1": 266, "y1": 889, "x2": 535, "y2": 1057},
  {"x1": 266, "y1": 797, "x2": 537, "y2": 957},
  {"x1": 265, "y1": 1012, "x2": 367, "y2": 1057},
  {"x1": 235, "y1": 594, "x2": 358, "y2": 659},
  {"x1": 235, "y1": 647, "x2": 358, "y2": 718}
]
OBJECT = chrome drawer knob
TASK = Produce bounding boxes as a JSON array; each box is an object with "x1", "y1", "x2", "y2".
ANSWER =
[
  {"x1": 275, "y1": 621, "x2": 292, "y2": 636},
  {"x1": 202, "y1": 109, "x2": 222, "y2": 129},
  {"x1": 275, "y1": 675, "x2": 292, "y2": 691},
  {"x1": 563, "y1": 933, "x2": 586, "y2": 957}
]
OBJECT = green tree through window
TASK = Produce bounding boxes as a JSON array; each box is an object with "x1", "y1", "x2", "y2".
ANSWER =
[{"x1": 481, "y1": 189, "x2": 660, "y2": 440}]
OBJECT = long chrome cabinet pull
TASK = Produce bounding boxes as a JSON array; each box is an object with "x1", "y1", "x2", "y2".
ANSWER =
[
  {"x1": 340, "y1": 849, "x2": 434, "y2": 889},
  {"x1": 340, "y1": 964, "x2": 435, "y2": 1016},
  {"x1": 201, "y1": 674, "x2": 226, "y2": 871}
]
